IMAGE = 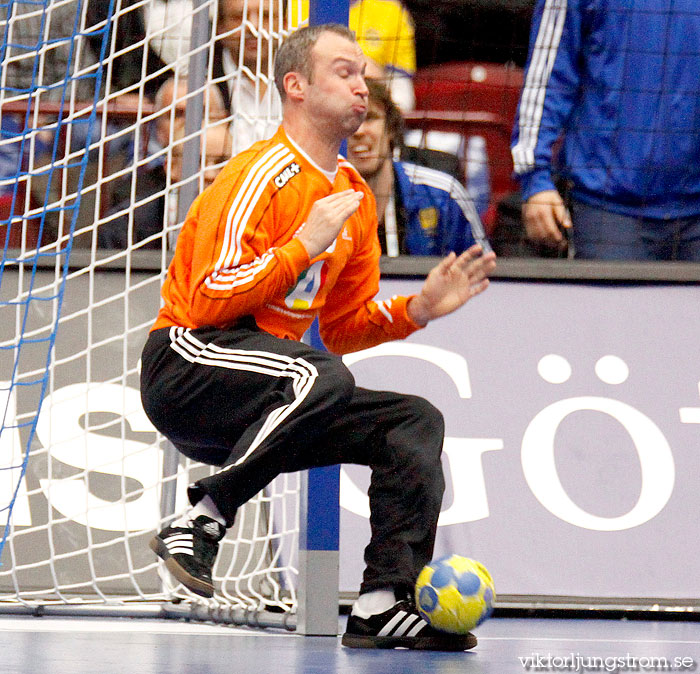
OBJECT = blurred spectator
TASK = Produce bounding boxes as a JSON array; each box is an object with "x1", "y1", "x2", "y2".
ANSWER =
[
  {"x1": 98, "y1": 78, "x2": 228, "y2": 249},
  {"x1": 104, "y1": 76, "x2": 226, "y2": 210},
  {"x1": 511, "y1": 1, "x2": 700, "y2": 261},
  {"x1": 2, "y1": 2, "x2": 99, "y2": 101},
  {"x1": 145, "y1": 0, "x2": 196, "y2": 68},
  {"x1": 99, "y1": 120, "x2": 232, "y2": 250},
  {"x1": 169, "y1": 123, "x2": 233, "y2": 190},
  {"x1": 1, "y1": 1, "x2": 102, "y2": 245},
  {"x1": 292, "y1": 0, "x2": 417, "y2": 111},
  {"x1": 213, "y1": 0, "x2": 283, "y2": 153},
  {"x1": 366, "y1": 58, "x2": 463, "y2": 182},
  {"x1": 350, "y1": 0, "x2": 417, "y2": 111},
  {"x1": 151, "y1": 77, "x2": 228, "y2": 147},
  {"x1": 86, "y1": 0, "x2": 170, "y2": 101},
  {"x1": 347, "y1": 79, "x2": 487, "y2": 256}
]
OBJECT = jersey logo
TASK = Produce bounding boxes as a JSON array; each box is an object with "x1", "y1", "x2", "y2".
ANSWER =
[
  {"x1": 274, "y1": 162, "x2": 301, "y2": 189},
  {"x1": 285, "y1": 259, "x2": 326, "y2": 310},
  {"x1": 419, "y1": 207, "x2": 438, "y2": 232},
  {"x1": 364, "y1": 27, "x2": 381, "y2": 47}
]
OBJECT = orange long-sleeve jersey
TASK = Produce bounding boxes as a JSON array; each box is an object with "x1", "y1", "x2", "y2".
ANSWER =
[{"x1": 152, "y1": 126, "x2": 422, "y2": 355}]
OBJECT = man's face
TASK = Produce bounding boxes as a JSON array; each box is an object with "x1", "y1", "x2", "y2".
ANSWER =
[
  {"x1": 155, "y1": 82, "x2": 226, "y2": 147},
  {"x1": 200, "y1": 126, "x2": 233, "y2": 188},
  {"x1": 171, "y1": 125, "x2": 232, "y2": 188},
  {"x1": 155, "y1": 81, "x2": 188, "y2": 147},
  {"x1": 347, "y1": 99, "x2": 391, "y2": 179},
  {"x1": 303, "y1": 32, "x2": 369, "y2": 140},
  {"x1": 218, "y1": 0, "x2": 268, "y2": 71}
]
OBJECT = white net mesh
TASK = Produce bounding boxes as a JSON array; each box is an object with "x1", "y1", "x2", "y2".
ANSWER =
[{"x1": 0, "y1": 0, "x2": 304, "y2": 618}]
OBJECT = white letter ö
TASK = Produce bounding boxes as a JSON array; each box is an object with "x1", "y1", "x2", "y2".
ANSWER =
[{"x1": 521, "y1": 396, "x2": 674, "y2": 531}]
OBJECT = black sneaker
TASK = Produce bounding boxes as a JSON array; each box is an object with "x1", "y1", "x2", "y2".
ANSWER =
[
  {"x1": 149, "y1": 515, "x2": 226, "y2": 598},
  {"x1": 342, "y1": 599, "x2": 477, "y2": 650}
]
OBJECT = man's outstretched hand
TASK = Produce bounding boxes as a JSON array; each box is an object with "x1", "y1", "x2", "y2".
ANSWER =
[{"x1": 407, "y1": 245, "x2": 497, "y2": 327}]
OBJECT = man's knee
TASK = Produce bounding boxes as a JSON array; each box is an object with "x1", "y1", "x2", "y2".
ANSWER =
[
  {"x1": 404, "y1": 394, "x2": 445, "y2": 447},
  {"x1": 389, "y1": 395, "x2": 445, "y2": 482}
]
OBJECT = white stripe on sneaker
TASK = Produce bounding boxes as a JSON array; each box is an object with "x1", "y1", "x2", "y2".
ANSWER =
[
  {"x1": 392, "y1": 614, "x2": 423, "y2": 637},
  {"x1": 164, "y1": 533, "x2": 194, "y2": 556},
  {"x1": 377, "y1": 611, "x2": 425, "y2": 638},
  {"x1": 406, "y1": 618, "x2": 428, "y2": 637},
  {"x1": 377, "y1": 611, "x2": 408, "y2": 637}
]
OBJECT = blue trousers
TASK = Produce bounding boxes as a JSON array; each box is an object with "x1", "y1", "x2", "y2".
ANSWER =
[{"x1": 570, "y1": 199, "x2": 700, "y2": 261}]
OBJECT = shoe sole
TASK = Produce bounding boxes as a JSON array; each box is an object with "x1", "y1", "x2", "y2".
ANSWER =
[
  {"x1": 341, "y1": 632, "x2": 477, "y2": 651},
  {"x1": 149, "y1": 535, "x2": 214, "y2": 598}
]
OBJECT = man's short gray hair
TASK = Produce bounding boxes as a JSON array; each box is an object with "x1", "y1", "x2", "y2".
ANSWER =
[{"x1": 273, "y1": 23, "x2": 357, "y2": 98}]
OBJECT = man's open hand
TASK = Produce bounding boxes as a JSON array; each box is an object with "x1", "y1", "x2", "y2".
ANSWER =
[
  {"x1": 407, "y1": 245, "x2": 497, "y2": 327},
  {"x1": 296, "y1": 190, "x2": 364, "y2": 259}
]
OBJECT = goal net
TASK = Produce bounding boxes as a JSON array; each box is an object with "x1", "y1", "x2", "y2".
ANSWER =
[{"x1": 0, "y1": 0, "x2": 303, "y2": 623}]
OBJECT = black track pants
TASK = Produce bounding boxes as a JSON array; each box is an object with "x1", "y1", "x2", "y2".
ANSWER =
[{"x1": 140, "y1": 320, "x2": 445, "y2": 593}]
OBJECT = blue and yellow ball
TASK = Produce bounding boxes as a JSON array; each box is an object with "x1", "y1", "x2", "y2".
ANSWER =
[{"x1": 415, "y1": 555, "x2": 495, "y2": 634}]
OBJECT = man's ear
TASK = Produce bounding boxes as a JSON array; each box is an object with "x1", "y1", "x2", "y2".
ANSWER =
[{"x1": 283, "y1": 71, "x2": 306, "y2": 102}]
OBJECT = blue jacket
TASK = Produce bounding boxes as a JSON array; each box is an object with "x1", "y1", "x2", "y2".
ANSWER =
[
  {"x1": 511, "y1": 0, "x2": 700, "y2": 219},
  {"x1": 393, "y1": 160, "x2": 488, "y2": 256}
]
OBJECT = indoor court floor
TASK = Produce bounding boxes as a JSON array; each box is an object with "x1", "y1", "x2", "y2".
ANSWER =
[{"x1": 1, "y1": 613, "x2": 699, "y2": 674}]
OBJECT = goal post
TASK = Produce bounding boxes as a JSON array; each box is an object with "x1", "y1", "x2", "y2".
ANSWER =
[
  {"x1": 294, "y1": 0, "x2": 348, "y2": 638},
  {"x1": 0, "y1": 0, "x2": 348, "y2": 631}
]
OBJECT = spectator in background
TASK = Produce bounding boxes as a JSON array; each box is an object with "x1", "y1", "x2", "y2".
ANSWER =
[
  {"x1": 2, "y1": 2, "x2": 99, "y2": 101},
  {"x1": 511, "y1": 1, "x2": 700, "y2": 261},
  {"x1": 1, "y1": 1, "x2": 102, "y2": 245},
  {"x1": 150, "y1": 77, "x2": 228, "y2": 149},
  {"x1": 104, "y1": 75, "x2": 226, "y2": 209},
  {"x1": 86, "y1": 0, "x2": 169, "y2": 101},
  {"x1": 213, "y1": 0, "x2": 283, "y2": 154},
  {"x1": 168, "y1": 122, "x2": 233, "y2": 190},
  {"x1": 350, "y1": 0, "x2": 416, "y2": 111},
  {"x1": 347, "y1": 79, "x2": 487, "y2": 256},
  {"x1": 291, "y1": 0, "x2": 417, "y2": 112},
  {"x1": 98, "y1": 78, "x2": 228, "y2": 249},
  {"x1": 145, "y1": 0, "x2": 197, "y2": 68}
]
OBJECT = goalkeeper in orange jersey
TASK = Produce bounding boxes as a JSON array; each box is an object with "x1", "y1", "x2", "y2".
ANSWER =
[{"x1": 141, "y1": 23, "x2": 496, "y2": 651}]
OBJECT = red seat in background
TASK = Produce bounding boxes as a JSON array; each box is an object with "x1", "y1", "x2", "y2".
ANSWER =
[
  {"x1": 414, "y1": 61, "x2": 524, "y2": 121},
  {"x1": 406, "y1": 62, "x2": 525, "y2": 232}
]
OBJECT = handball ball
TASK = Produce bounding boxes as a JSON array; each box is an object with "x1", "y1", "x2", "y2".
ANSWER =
[{"x1": 415, "y1": 555, "x2": 495, "y2": 634}]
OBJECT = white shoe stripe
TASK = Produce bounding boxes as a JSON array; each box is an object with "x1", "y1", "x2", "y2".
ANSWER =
[
  {"x1": 164, "y1": 537, "x2": 193, "y2": 553},
  {"x1": 377, "y1": 611, "x2": 407, "y2": 637},
  {"x1": 164, "y1": 534, "x2": 193, "y2": 544},
  {"x1": 167, "y1": 546, "x2": 194, "y2": 556},
  {"x1": 406, "y1": 617, "x2": 428, "y2": 637},
  {"x1": 391, "y1": 614, "x2": 423, "y2": 637}
]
